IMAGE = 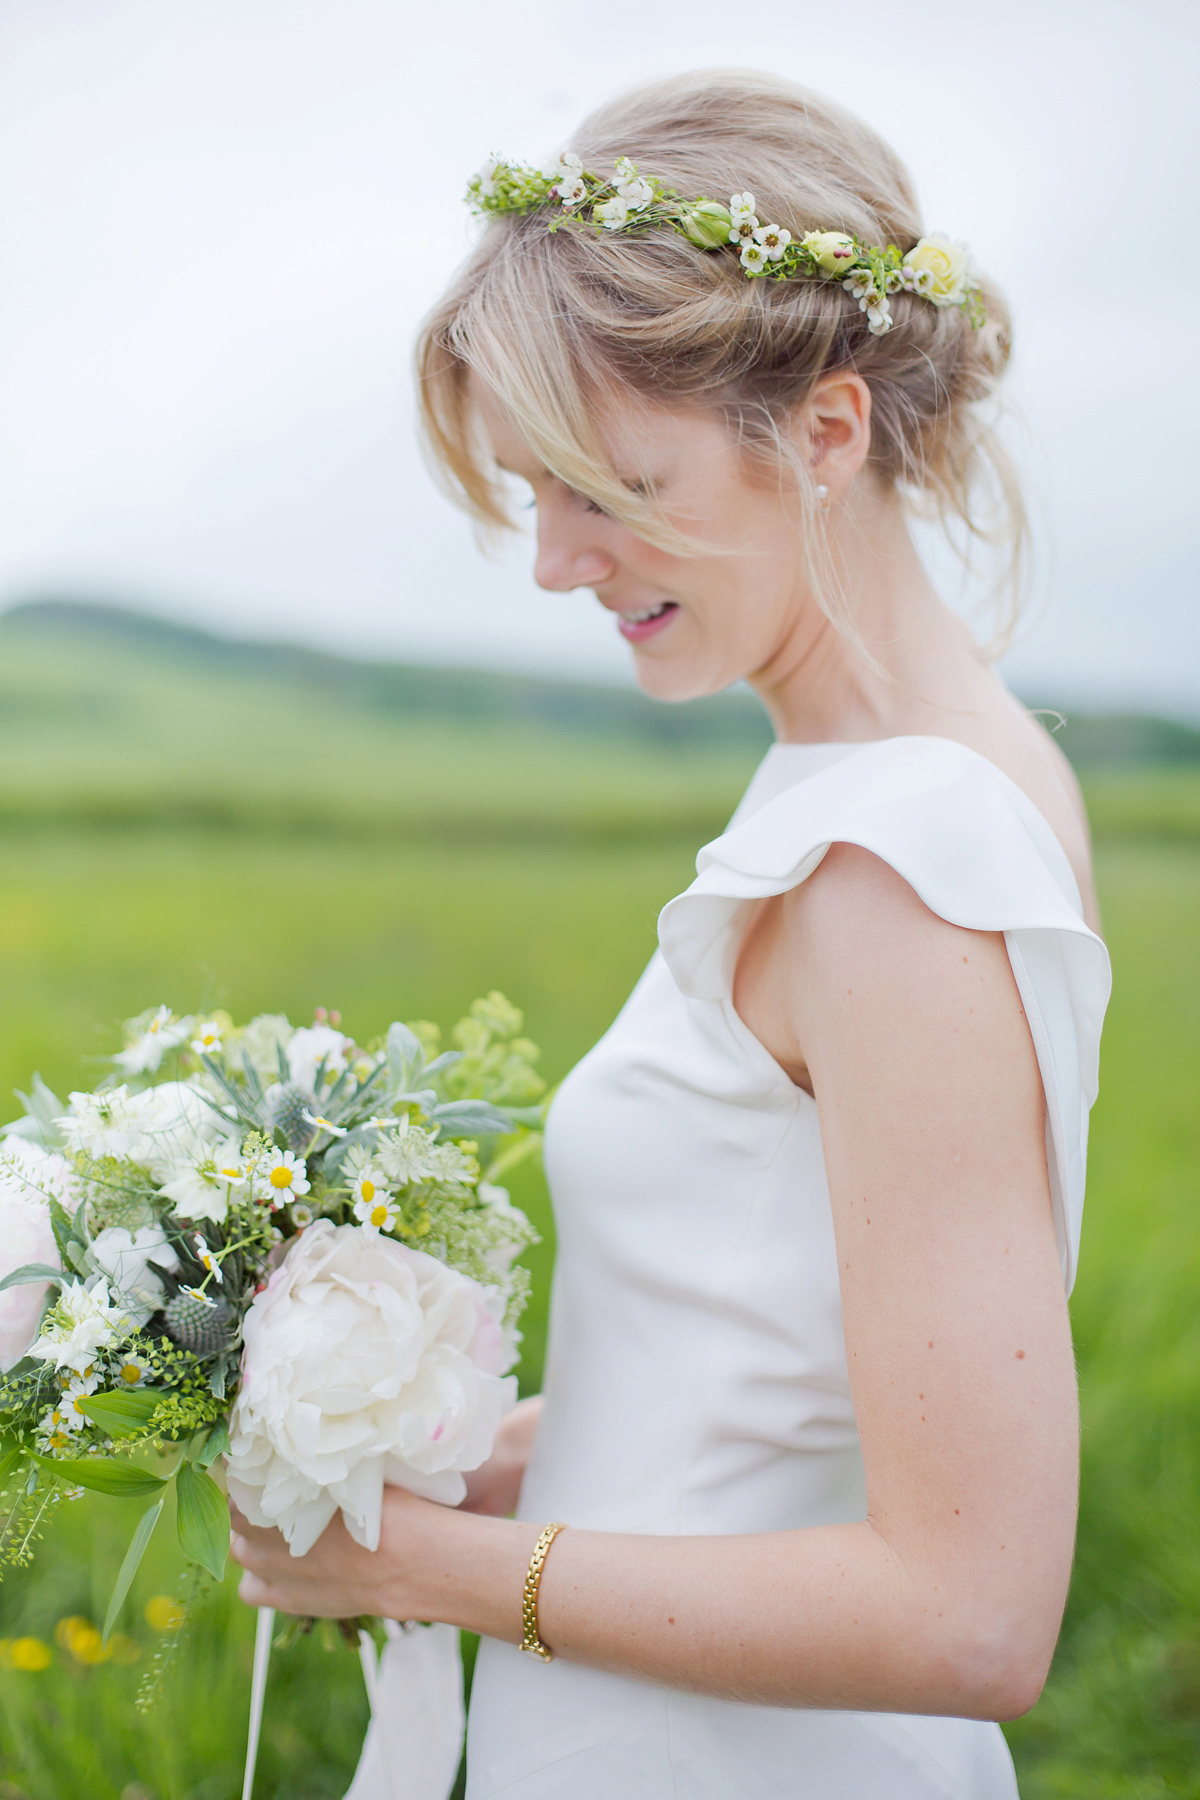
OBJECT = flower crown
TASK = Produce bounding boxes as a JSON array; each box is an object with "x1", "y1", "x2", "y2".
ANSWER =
[{"x1": 467, "y1": 153, "x2": 985, "y2": 338}]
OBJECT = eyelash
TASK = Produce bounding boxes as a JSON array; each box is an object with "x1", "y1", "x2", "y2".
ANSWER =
[{"x1": 523, "y1": 493, "x2": 608, "y2": 518}]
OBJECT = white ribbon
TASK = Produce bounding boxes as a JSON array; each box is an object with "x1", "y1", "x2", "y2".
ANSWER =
[
  {"x1": 242, "y1": 1606, "x2": 275, "y2": 1800},
  {"x1": 241, "y1": 1608, "x2": 464, "y2": 1800}
]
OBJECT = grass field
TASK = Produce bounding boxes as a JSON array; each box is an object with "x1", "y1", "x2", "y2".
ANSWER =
[{"x1": 0, "y1": 604, "x2": 1198, "y2": 1796}]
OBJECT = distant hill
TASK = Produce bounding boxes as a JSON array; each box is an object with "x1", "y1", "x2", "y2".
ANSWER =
[
  {"x1": 1, "y1": 598, "x2": 772, "y2": 748},
  {"x1": 1, "y1": 598, "x2": 1196, "y2": 842}
]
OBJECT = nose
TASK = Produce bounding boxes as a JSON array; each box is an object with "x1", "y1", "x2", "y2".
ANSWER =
[{"x1": 533, "y1": 508, "x2": 618, "y2": 594}]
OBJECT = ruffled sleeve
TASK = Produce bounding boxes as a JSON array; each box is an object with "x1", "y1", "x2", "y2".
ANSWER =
[{"x1": 658, "y1": 736, "x2": 1111, "y2": 1292}]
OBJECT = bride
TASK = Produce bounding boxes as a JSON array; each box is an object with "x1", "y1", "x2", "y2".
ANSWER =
[{"x1": 231, "y1": 69, "x2": 1111, "y2": 1798}]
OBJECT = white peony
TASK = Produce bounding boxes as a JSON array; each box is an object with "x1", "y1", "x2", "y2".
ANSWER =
[
  {"x1": 88, "y1": 1226, "x2": 180, "y2": 1327},
  {"x1": 286, "y1": 1025, "x2": 353, "y2": 1094},
  {"x1": 0, "y1": 1151, "x2": 63, "y2": 1370},
  {"x1": 225, "y1": 1221, "x2": 517, "y2": 1556}
]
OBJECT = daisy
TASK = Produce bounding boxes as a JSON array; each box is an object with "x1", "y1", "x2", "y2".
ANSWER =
[{"x1": 254, "y1": 1148, "x2": 311, "y2": 1210}]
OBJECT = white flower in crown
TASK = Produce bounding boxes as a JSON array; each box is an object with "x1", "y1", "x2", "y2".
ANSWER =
[
  {"x1": 541, "y1": 150, "x2": 583, "y2": 180},
  {"x1": 729, "y1": 192, "x2": 756, "y2": 223},
  {"x1": 596, "y1": 195, "x2": 630, "y2": 231},
  {"x1": 754, "y1": 222, "x2": 792, "y2": 262},
  {"x1": 728, "y1": 214, "x2": 758, "y2": 245},
  {"x1": 613, "y1": 161, "x2": 653, "y2": 211},
  {"x1": 473, "y1": 157, "x2": 500, "y2": 198},
  {"x1": 740, "y1": 241, "x2": 769, "y2": 274},
  {"x1": 865, "y1": 296, "x2": 894, "y2": 335},
  {"x1": 558, "y1": 175, "x2": 587, "y2": 209},
  {"x1": 901, "y1": 234, "x2": 972, "y2": 307}
]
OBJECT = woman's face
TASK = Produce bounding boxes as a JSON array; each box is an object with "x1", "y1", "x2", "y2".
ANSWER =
[{"x1": 472, "y1": 382, "x2": 823, "y2": 704}]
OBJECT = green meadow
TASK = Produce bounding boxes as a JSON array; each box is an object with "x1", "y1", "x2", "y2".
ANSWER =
[{"x1": 0, "y1": 603, "x2": 1197, "y2": 1797}]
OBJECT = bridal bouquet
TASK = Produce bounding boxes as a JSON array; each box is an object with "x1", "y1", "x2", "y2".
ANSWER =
[{"x1": 0, "y1": 994, "x2": 543, "y2": 1648}]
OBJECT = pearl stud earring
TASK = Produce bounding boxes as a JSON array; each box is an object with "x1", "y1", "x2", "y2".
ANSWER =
[{"x1": 815, "y1": 484, "x2": 830, "y2": 512}]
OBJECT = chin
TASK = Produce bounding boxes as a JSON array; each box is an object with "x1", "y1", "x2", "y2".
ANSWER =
[{"x1": 630, "y1": 656, "x2": 733, "y2": 705}]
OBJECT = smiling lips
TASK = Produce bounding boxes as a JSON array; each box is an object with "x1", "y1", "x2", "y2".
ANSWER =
[{"x1": 615, "y1": 600, "x2": 679, "y2": 643}]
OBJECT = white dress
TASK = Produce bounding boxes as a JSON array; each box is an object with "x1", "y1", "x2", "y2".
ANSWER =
[{"x1": 466, "y1": 736, "x2": 1112, "y2": 1800}]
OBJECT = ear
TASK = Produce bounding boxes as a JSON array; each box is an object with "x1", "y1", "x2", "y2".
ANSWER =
[{"x1": 797, "y1": 373, "x2": 873, "y2": 493}]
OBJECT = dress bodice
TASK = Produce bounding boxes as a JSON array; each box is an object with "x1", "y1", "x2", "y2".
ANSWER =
[{"x1": 466, "y1": 737, "x2": 1111, "y2": 1800}]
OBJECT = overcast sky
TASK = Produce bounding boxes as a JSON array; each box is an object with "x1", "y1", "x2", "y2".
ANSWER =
[{"x1": 0, "y1": 0, "x2": 1196, "y2": 716}]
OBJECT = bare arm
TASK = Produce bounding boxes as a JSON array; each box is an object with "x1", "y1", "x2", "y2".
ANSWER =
[{"x1": 232, "y1": 846, "x2": 1078, "y2": 1720}]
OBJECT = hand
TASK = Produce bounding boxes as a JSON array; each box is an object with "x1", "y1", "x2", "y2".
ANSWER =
[
  {"x1": 459, "y1": 1394, "x2": 543, "y2": 1517},
  {"x1": 229, "y1": 1487, "x2": 456, "y2": 1621}
]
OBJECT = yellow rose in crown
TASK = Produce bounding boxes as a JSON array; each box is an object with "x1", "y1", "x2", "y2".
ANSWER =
[
  {"x1": 903, "y1": 234, "x2": 972, "y2": 306},
  {"x1": 801, "y1": 230, "x2": 857, "y2": 274}
]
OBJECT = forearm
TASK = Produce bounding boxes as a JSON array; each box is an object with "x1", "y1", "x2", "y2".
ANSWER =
[{"x1": 396, "y1": 1509, "x2": 1052, "y2": 1721}]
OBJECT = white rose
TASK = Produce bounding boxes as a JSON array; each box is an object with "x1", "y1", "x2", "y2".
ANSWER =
[
  {"x1": 903, "y1": 234, "x2": 971, "y2": 306},
  {"x1": 88, "y1": 1226, "x2": 179, "y2": 1327},
  {"x1": 285, "y1": 1025, "x2": 353, "y2": 1095},
  {"x1": 225, "y1": 1221, "x2": 517, "y2": 1556},
  {"x1": 0, "y1": 1153, "x2": 62, "y2": 1370}
]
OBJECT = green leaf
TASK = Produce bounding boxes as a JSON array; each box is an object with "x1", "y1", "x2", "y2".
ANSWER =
[
  {"x1": 8, "y1": 1074, "x2": 66, "y2": 1149},
  {"x1": 0, "y1": 1261, "x2": 63, "y2": 1295},
  {"x1": 430, "y1": 1098, "x2": 514, "y2": 1138},
  {"x1": 175, "y1": 1460, "x2": 228, "y2": 1581},
  {"x1": 0, "y1": 1444, "x2": 27, "y2": 1491},
  {"x1": 194, "y1": 1417, "x2": 230, "y2": 1469},
  {"x1": 48, "y1": 1198, "x2": 81, "y2": 1264},
  {"x1": 103, "y1": 1496, "x2": 164, "y2": 1644},
  {"x1": 29, "y1": 1452, "x2": 168, "y2": 1497},
  {"x1": 78, "y1": 1389, "x2": 162, "y2": 1438}
]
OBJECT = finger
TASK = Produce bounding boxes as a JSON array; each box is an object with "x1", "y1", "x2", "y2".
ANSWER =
[
  {"x1": 230, "y1": 1532, "x2": 277, "y2": 1575},
  {"x1": 238, "y1": 1569, "x2": 273, "y2": 1608}
]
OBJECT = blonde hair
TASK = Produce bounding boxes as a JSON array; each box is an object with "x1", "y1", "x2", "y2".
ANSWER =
[{"x1": 416, "y1": 69, "x2": 1026, "y2": 649}]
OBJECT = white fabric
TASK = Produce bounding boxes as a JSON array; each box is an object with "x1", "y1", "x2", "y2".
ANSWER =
[
  {"x1": 467, "y1": 737, "x2": 1111, "y2": 1799},
  {"x1": 346, "y1": 1621, "x2": 465, "y2": 1800}
]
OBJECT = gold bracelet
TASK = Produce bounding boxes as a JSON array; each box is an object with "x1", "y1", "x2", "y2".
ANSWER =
[{"x1": 520, "y1": 1521, "x2": 567, "y2": 1662}]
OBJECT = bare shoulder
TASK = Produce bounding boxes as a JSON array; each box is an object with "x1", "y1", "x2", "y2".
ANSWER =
[
  {"x1": 734, "y1": 843, "x2": 1019, "y2": 1093},
  {"x1": 954, "y1": 707, "x2": 1101, "y2": 933}
]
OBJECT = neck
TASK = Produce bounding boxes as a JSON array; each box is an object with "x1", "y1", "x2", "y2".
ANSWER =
[{"x1": 748, "y1": 482, "x2": 999, "y2": 745}]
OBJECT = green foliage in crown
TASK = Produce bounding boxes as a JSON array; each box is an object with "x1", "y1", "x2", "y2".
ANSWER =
[{"x1": 467, "y1": 153, "x2": 986, "y2": 336}]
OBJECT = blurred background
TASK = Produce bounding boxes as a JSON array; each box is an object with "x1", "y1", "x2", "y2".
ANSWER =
[{"x1": 0, "y1": 2, "x2": 1197, "y2": 1796}]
